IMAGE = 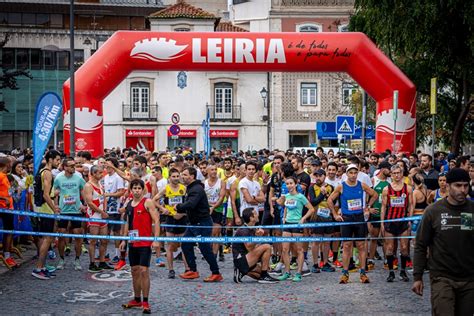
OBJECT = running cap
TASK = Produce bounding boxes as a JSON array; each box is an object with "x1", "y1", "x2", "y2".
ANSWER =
[
  {"x1": 346, "y1": 163, "x2": 359, "y2": 172},
  {"x1": 446, "y1": 168, "x2": 470, "y2": 184}
]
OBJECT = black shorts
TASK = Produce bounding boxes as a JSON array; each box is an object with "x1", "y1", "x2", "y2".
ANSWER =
[
  {"x1": 165, "y1": 216, "x2": 187, "y2": 235},
  {"x1": 262, "y1": 210, "x2": 273, "y2": 226},
  {"x1": 211, "y1": 211, "x2": 223, "y2": 225},
  {"x1": 39, "y1": 217, "x2": 55, "y2": 234},
  {"x1": 107, "y1": 213, "x2": 123, "y2": 233},
  {"x1": 30, "y1": 216, "x2": 40, "y2": 232},
  {"x1": 129, "y1": 246, "x2": 152, "y2": 267},
  {"x1": 340, "y1": 213, "x2": 368, "y2": 239},
  {"x1": 233, "y1": 255, "x2": 256, "y2": 275},
  {"x1": 0, "y1": 212, "x2": 14, "y2": 230},
  {"x1": 57, "y1": 213, "x2": 83, "y2": 230},
  {"x1": 272, "y1": 206, "x2": 283, "y2": 226},
  {"x1": 312, "y1": 216, "x2": 335, "y2": 235},
  {"x1": 283, "y1": 223, "x2": 304, "y2": 234},
  {"x1": 384, "y1": 221, "x2": 409, "y2": 236},
  {"x1": 368, "y1": 214, "x2": 381, "y2": 228}
]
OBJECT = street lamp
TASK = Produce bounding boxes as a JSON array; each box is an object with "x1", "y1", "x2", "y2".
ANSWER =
[{"x1": 260, "y1": 87, "x2": 268, "y2": 107}]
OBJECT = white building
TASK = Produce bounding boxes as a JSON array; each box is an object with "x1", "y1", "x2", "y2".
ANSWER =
[{"x1": 103, "y1": 1, "x2": 269, "y2": 152}]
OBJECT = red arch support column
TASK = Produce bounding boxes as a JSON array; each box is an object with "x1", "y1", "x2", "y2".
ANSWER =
[{"x1": 63, "y1": 32, "x2": 416, "y2": 156}]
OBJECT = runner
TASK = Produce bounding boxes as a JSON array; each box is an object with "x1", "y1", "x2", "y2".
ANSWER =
[
  {"x1": 154, "y1": 168, "x2": 188, "y2": 279},
  {"x1": 54, "y1": 157, "x2": 86, "y2": 271},
  {"x1": 238, "y1": 161, "x2": 265, "y2": 216},
  {"x1": 381, "y1": 165, "x2": 414, "y2": 282},
  {"x1": 427, "y1": 172, "x2": 448, "y2": 204},
  {"x1": 83, "y1": 165, "x2": 111, "y2": 272},
  {"x1": 367, "y1": 161, "x2": 391, "y2": 270},
  {"x1": 104, "y1": 157, "x2": 126, "y2": 265},
  {"x1": 325, "y1": 162, "x2": 342, "y2": 267},
  {"x1": 328, "y1": 163, "x2": 378, "y2": 284},
  {"x1": 120, "y1": 179, "x2": 160, "y2": 314},
  {"x1": 233, "y1": 207, "x2": 279, "y2": 284},
  {"x1": 308, "y1": 169, "x2": 336, "y2": 273},
  {"x1": 412, "y1": 168, "x2": 474, "y2": 315},
  {"x1": 276, "y1": 176, "x2": 315, "y2": 282},
  {"x1": 204, "y1": 164, "x2": 226, "y2": 261},
  {"x1": 176, "y1": 167, "x2": 223, "y2": 282}
]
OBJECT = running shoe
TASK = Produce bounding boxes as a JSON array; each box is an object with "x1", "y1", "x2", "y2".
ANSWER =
[
  {"x1": 168, "y1": 270, "x2": 176, "y2": 279},
  {"x1": 302, "y1": 261, "x2": 311, "y2": 276},
  {"x1": 223, "y1": 246, "x2": 232, "y2": 254},
  {"x1": 311, "y1": 264, "x2": 320, "y2": 273},
  {"x1": 32, "y1": 269, "x2": 50, "y2": 280},
  {"x1": 74, "y1": 259, "x2": 82, "y2": 271},
  {"x1": 321, "y1": 263, "x2": 336, "y2": 272},
  {"x1": 278, "y1": 272, "x2": 291, "y2": 281},
  {"x1": 88, "y1": 263, "x2": 102, "y2": 273},
  {"x1": 319, "y1": 261, "x2": 324, "y2": 268},
  {"x1": 328, "y1": 250, "x2": 334, "y2": 261},
  {"x1": 333, "y1": 259, "x2": 343, "y2": 268},
  {"x1": 4, "y1": 257, "x2": 19, "y2": 269},
  {"x1": 65, "y1": 246, "x2": 71, "y2": 256},
  {"x1": 115, "y1": 259, "x2": 127, "y2": 271},
  {"x1": 367, "y1": 260, "x2": 375, "y2": 271},
  {"x1": 98, "y1": 262, "x2": 113, "y2": 270},
  {"x1": 48, "y1": 250, "x2": 56, "y2": 260},
  {"x1": 179, "y1": 271, "x2": 200, "y2": 280},
  {"x1": 406, "y1": 259, "x2": 413, "y2": 269},
  {"x1": 81, "y1": 244, "x2": 88, "y2": 254},
  {"x1": 142, "y1": 301, "x2": 151, "y2": 314},
  {"x1": 374, "y1": 251, "x2": 382, "y2": 260},
  {"x1": 56, "y1": 259, "x2": 65, "y2": 270},
  {"x1": 289, "y1": 262, "x2": 298, "y2": 270},
  {"x1": 45, "y1": 264, "x2": 57, "y2": 273},
  {"x1": 399, "y1": 270, "x2": 410, "y2": 282},
  {"x1": 45, "y1": 269, "x2": 56, "y2": 278},
  {"x1": 292, "y1": 272, "x2": 302, "y2": 282},
  {"x1": 233, "y1": 268, "x2": 244, "y2": 283},
  {"x1": 122, "y1": 299, "x2": 142, "y2": 309},
  {"x1": 111, "y1": 256, "x2": 120, "y2": 264},
  {"x1": 360, "y1": 273, "x2": 370, "y2": 283},
  {"x1": 155, "y1": 257, "x2": 166, "y2": 267},
  {"x1": 258, "y1": 273, "x2": 279, "y2": 284},
  {"x1": 386, "y1": 271, "x2": 395, "y2": 282},
  {"x1": 269, "y1": 262, "x2": 283, "y2": 276},
  {"x1": 339, "y1": 273, "x2": 349, "y2": 284},
  {"x1": 204, "y1": 274, "x2": 223, "y2": 282}
]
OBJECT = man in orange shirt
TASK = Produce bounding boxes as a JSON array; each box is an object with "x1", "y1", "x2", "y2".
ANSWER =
[{"x1": 0, "y1": 156, "x2": 18, "y2": 269}]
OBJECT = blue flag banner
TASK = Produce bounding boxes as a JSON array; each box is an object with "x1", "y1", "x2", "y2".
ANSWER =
[{"x1": 33, "y1": 92, "x2": 62, "y2": 175}]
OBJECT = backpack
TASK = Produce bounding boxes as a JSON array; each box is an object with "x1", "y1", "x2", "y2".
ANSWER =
[{"x1": 33, "y1": 168, "x2": 48, "y2": 207}]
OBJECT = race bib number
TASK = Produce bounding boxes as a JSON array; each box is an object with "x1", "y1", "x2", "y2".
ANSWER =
[
  {"x1": 258, "y1": 203, "x2": 265, "y2": 212},
  {"x1": 208, "y1": 194, "x2": 219, "y2": 204},
  {"x1": 63, "y1": 195, "x2": 76, "y2": 205},
  {"x1": 317, "y1": 208, "x2": 331, "y2": 219},
  {"x1": 285, "y1": 199, "x2": 297, "y2": 208},
  {"x1": 129, "y1": 229, "x2": 139, "y2": 243},
  {"x1": 347, "y1": 199, "x2": 362, "y2": 211},
  {"x1": 390, "y1": 196, "x2": 405, "y2": 207},
  {"x1": 169, "y1": 196, "x2": 183, "y2": 206}
]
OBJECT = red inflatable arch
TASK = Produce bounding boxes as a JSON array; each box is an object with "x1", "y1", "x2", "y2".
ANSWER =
[{"x1": 63, "y1": 31, "x2": 416, "y2": 156}]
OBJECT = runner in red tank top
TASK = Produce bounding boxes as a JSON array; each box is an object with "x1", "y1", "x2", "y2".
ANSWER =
[
  {"x1": 381, "y1": 165, "x2": 414, "y2": 283},
  {"x1": 120, "y1": 179, "x2": 160, "y2": 315},
  {"x1": 84, "y1": 165, "x2": 111, "y2": 272}
]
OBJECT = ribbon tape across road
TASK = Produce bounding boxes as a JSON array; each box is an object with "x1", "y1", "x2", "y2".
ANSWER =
[{"x1": 0, "y1": 208, "x2": 126, "y2": 224}]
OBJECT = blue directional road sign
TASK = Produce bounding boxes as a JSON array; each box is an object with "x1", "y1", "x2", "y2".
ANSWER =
[
  {"x1": 169, "y1": 124, "x2": 181, "y2": 136},
  {"x1": 336, "y1": 115, "x2": 355, "y2": 136}
]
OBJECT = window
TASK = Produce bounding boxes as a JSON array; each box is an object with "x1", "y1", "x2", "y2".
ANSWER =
[
  {"x1": 57, "y1": 51, "x2": 69, "y2": 70},
  {"x1": 342, "y1": 83, "x2": 358, "y2": 106},
  {"x1": 174, "y1": 27, "x2": 190, "y2": 32},
  {"x1": 30, "y1": 49, "x2": 42, "y2": 70},
  {"x1": 16, "y1": 49, "x2": 28, "y2": 69},
  {"x1": 50, "y1": 14, "x2": 63, "y2": 27},
  {"x1": 1, "y1": 48, "x2": 15, "y2": 68},
  {"x1": 36, "y1": 14, "x2": 50, "y2": 27},
  {"x1": 0, "y1": 13, "x2": 7, "y2": 24},
  {"x1": 130, "y1": 82, "x2": 150, "y2": 118},
  {"x1": 300, "y1": 82, "x2": 318, "y2": 106},
  {"x1": 74, "y1": 49, "x2": 84, "y2": 68},
  {"x1": 43, "y1": 50, "x2": 55, "y2": 69},
  {"x1": 297, "y1": 23, "x2": 321, "y2": 32},
  {"x1": 7, "y1": 13, "x2": 21, "y2": 25},
  {"x1": 22, "y1": 13, "x2": 36, "y2": 25},
  {"x1": 214, "y1": 82, "x2": 233, "y2": 118},
  {"x1": 338, "y1": 24, "x2": 349, "y2": 32}
]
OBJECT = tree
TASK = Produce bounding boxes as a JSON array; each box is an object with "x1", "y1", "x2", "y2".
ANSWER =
[
  {"x1": 349, "y1": 0, "x2": 473, "y2": 155},
  {"x1": 0, "y1": 33, "x2": 33, "y2": 112}
]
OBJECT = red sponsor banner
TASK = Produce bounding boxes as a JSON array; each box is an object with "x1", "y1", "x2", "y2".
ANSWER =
[
  {"x1": 167, "y1": 129, "x2": 196, "y2": 138},
  {"x1": 126, "y1": 129, "x2": 155, "y2": 137},
  {"x1": 210, "y1": 129, "x2": 238, "y2": 138}
]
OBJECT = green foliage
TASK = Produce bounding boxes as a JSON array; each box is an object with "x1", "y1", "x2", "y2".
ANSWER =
[{"x1": 349, "y1": 0, "x2": 474, "y2": 154}]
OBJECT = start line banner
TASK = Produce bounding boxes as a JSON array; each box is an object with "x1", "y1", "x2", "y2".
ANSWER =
[{"x1": 0, "y1": 229, "x2": 415, "y2": 243}]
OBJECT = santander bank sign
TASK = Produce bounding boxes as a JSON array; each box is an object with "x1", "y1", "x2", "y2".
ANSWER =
[{"x1": 130, "y1": 37, "x2": 286, "y2": 64}]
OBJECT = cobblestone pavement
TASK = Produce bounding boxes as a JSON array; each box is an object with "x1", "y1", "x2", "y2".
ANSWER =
[{"x1": 0, "y1": 245, "x2": 431, "y2": 315}]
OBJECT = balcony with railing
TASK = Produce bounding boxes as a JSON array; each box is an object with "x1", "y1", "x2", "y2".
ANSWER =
[
  {"x1": 207, "y1": 104, "x2": 242, "y2": 122},
  {"x1": 272, "y1": 0, "x2": 354, "y2": 6},
  {"x1": 122, "y1": 103, "x2": 158, "y2": 121}
]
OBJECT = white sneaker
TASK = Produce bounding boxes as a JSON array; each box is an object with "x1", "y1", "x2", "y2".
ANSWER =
[
  {"x1": 269, "y1": 262, "x2": 284, "y2": 276},
  {"x1": 56, "y1": 259, "x2": 65, "y2": 270},
  {"x1": 74, "y1": 259, "x2": 82, "y2": 271},
  {"x1": 302, "y1": 261, "x2": 311, "y2": 277}
]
